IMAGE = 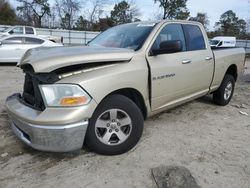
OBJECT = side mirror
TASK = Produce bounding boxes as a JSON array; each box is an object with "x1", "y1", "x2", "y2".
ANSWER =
[
  {"x1": 0, "y1": 41, "x2": 2, "y2": 46},
  {"x1": 9, "y1": 30, "x2": 14, "y2": 34},
  {"x1": 151, "y1": 40, "x2": 183, "y2": 56}
]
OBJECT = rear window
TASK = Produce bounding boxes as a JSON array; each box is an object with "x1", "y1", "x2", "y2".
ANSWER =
[
  {"x1": 26, "y1": 27, "x2": 34, "y2": 34},
  {"x1": 183, "y1": 24, "x2": 206, "y2": 51},
  {"x1": 24, "y1": 37, "x2": 44, "y2": 44},
  {"x1": 2, "y1": 37, "x2": 23, "y2": 44}
]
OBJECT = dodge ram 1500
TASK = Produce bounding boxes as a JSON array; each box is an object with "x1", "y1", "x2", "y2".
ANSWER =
[{"x1": 5, "y1": 20, "x2": 245, "y2": 155}]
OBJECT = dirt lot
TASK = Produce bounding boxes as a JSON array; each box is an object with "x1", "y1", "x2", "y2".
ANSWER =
[{"x1": 0, "y1": 60, "x2": 250, "y2": 188}]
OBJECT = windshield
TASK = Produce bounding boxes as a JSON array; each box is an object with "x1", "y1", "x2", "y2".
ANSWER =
[
  {"x1": 210, "y1": 40, "x2": 220, "y2": 45},
  {"x1": 88, "y1": 22, "x2": 156, "y2": 51},
  {"x1": 0, "y1": 27, "x2": 9, "y2": 32}
]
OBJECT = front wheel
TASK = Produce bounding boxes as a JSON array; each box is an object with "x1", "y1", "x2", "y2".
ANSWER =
[
  {"x1": 85, "y1": 94, "x2": 144, "y2": 155},
  {"x1": 213, "y1": 74, "x2": 235, "y2": 106}
]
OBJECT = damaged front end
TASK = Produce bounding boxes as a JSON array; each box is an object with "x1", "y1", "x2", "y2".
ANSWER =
[
  {"x1": 5, "y1": 64, "x2": 98, "y2": 152},
  {"x1": 21, "y1": 65, "x2": 60, "y2": 111},
  {"x1": 6, "y1": 45, "x2": 134, "y2": 152}
]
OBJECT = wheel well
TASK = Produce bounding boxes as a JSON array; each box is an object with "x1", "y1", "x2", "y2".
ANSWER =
[
  {"x1": 108, "y1": 88, "x2": 148, "y2": 119},
  {"x1": 226, "y1": 64, "x2": 237, "y2": 81}
]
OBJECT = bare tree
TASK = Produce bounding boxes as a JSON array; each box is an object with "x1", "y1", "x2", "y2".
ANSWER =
[
  {"x1": 50, "y1": 6, "x2": 59, "y2": 28},
  {"x1": 88, "y1": 0, "x2": 105, "y2": 23},
  {"x1": 17, "y1": 0, "x2": 50, "y2": 27},
  {"x1": 55, "y1": 0, "x2": 81, "y2": 29}
]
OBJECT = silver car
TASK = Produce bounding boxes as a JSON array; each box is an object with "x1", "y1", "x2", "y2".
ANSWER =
[{"x1": 0, "y1": 35, "x2": 63, "y2": 63}]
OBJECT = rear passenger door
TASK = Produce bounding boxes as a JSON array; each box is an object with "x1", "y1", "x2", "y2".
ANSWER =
[
  {"x1": 146, "y1": 23, "x2": 214, "y2": 111},
  {"x1": 181, "y1": 24, "x2": 214, "y2": 94}
]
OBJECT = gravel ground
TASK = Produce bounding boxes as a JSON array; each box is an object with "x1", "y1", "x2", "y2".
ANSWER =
[{"x1": 0, "y1": 60, "x2": 250, "y2": 188}]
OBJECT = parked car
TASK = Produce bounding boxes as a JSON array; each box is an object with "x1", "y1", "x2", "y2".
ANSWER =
[
  {"x1": 6, "y1": 21, "x2": 245, "y2": 155},
  {"x1": 0, "y1": 35, "x2": 63, "y2": 63},
  {"x1": 0, "y1": 26, "x2": 9, "y2": 32},
  {"x1": 210, "y1": 36, "x2": 236, "y2": 48},
  {"x1": 0, "y1": 25, "x2": 63, "y2": 43}
]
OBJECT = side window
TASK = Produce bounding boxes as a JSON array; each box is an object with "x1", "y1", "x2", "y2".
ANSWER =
[
  {"x1": 9, "y1": 27, "x2": 23, "y2": 34},
  {"x1": 152, "y1": 24, "x2": 186, "y2": 52},
  {"x1": 2, "y1": 37, "x2": 23, "y2": 44},
  {"x1": 25, "y1": 27, "x2": 34, "y2": 34},
  {"x1": 182, "y1": 24, "x2": 206, "y2": 51},
  {"x1": 24, "y1": 37, "x2": 44, "y2": 44}
]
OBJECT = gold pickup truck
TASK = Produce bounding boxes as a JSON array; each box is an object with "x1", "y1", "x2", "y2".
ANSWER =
[{"x1": 5, "y1": 20, "x2": 245, "y2": 155}]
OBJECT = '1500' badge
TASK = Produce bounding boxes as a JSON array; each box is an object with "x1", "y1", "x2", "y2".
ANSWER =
[{"x1": 153, "y1": 74, "x2": 176, "y2": 81}]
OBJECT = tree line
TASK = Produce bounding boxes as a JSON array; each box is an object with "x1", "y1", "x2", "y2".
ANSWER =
[{"x1": 0, "y1": 0, "x2": 249, "y2": 39}]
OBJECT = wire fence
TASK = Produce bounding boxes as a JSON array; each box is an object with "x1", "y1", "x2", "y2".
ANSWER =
[
  {"x1": 36, "y1": 28, "x2": 99, "y2": 45},
  {"x1": 38, "y1": 28, "x2": 250, "y2": 54},
  {"x1": 1, "y1": 25, "x2": 250, "y2": 54},
  {"x1": 236, "y1": 40, "x2": 250, "y2": 55}
]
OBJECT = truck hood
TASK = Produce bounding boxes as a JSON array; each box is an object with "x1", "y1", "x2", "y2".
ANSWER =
[{"x1": 18, "y1": 46, "x2": 135, "y2": 73}]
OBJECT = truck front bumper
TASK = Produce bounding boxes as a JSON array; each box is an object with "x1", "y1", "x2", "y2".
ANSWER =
[
  {"x1": 5, "y1": 94, "x2": 96, "y2": 152},
  {"x1": 10, "y1": 115, "x2": 88, "y2": 152}
]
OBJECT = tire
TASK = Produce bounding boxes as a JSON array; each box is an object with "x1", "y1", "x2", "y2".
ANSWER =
[
  {"x1": 85, "y1": 94, "x2": 144, "y2": 155},
  {"x1": 213, "y1": 74, "x2": 235, "y2": 106}
]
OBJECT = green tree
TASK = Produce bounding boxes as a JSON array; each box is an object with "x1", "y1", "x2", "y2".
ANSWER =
[
  {"x1": 0, "y1": 0, "x2": 16, "y2": 25},
  {"x1": 92, "y1": 17, "x2": 114, "y2": 31},
  {"x1": 17, "y1": 0, "x2": 50, "y2": 27},
  {"x1": 175, "y1": 10, "x2": 189, "y2": 20},
  {"x1": 189, "y1": 12, "x2": 209, "y2": 30},
  {"x1": 74, "y1": 16, "x2": 92, "y2": 30},
  {"x1": 215, "y1": 10, "x2": 247, "y2": 38},
  {"x1": 110, "y1": 1, "x2": 140, "y2": 25},
  {"x1": 154, "y1": 0, "x2": 189, "y2": 20},
  {"x1": 238, "y1": 19, "x2": 247, "y2": 35}
]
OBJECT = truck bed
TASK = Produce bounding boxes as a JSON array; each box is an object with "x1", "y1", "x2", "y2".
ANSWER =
[
  {"x1": 211, "y1": 47, "x2": 245, "y2": 90},
  {"x1": 212, "y1": 47, "x2": 243, "y2": 51}
]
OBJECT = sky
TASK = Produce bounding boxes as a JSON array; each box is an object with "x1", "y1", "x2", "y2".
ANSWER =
[
  {"x1": 9, "y1": 0, "x2": 250, "y2": 31},
  {"x1": 133, "y1": 0, "x2": 250, "y2": 30}
]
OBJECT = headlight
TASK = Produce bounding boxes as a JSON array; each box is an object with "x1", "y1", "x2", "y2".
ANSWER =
[{"x1": 39, "y1": 84, "x2": 91, "y2": 107}]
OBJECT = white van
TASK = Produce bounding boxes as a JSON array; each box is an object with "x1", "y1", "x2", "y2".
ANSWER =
[{"x1": 210, "y1": 36, "x2": 236, "y2": 48}]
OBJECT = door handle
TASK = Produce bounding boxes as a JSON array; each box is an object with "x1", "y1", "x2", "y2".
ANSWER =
[
  {"x1": 15, "y1": 48, "x2": 21, "y2": 50},
  {"x1": 205, "y1": 56, "x2": 213, "y2": 61},
  {"x1": 182, "y1": 60, "x2": 192, "y2": 64}
]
